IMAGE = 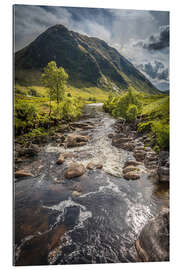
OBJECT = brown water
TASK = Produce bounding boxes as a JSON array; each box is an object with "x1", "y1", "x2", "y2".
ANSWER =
[{"x1": 14, "y1": 103, "x2": 169, "y2": 265}]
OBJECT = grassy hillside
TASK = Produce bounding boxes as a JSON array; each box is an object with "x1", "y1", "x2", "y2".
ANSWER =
[{"x1": 103, "y1": 90, "x2": 169, "y2": 151}]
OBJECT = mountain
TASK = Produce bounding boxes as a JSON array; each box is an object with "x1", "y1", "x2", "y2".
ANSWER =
[{"x1": 15, "y1": 24, "x2": 159, "y2": 94}]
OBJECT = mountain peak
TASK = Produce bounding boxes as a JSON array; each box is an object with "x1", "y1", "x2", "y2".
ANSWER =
[{"x1": 15, "y1": 24, "x2": 159, "y2": 94}]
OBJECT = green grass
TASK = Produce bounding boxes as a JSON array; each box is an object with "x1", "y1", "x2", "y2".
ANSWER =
[{"x1": 103, "y1": 90, "x2": 169, "y2": 151}]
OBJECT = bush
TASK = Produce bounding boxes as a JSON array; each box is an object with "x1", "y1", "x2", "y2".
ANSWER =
[
  {"x1": 14, "y1": 101, "x2": 37, "y2": 135},
  {"x1": 151, "y1": 122, "x2": 169, "y2": 150},
  {"x1": 126, "y1": 104, "x2": 138, "y2": 122}
]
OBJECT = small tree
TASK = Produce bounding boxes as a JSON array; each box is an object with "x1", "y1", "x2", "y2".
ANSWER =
[{"x1": 41, "y1": 61, "x2": 68, "y2": 116}]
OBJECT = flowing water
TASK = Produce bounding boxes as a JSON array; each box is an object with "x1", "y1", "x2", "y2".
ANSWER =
[{"x1": 14, "y1": 103, "x2": 169, "y2": 265}]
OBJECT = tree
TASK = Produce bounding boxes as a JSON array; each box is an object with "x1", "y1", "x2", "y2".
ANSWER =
[{"x1": 41, "y1": 61, "x2": 68, "y2": 115}]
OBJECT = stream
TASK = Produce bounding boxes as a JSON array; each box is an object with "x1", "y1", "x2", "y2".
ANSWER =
[{"x1": 14, "y1": 103, "x2": 169, "y2": 265}]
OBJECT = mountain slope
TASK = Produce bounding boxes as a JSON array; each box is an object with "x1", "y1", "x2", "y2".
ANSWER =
[{"x1": 15, "y1": 24, "x2": 159, "y2": 94}]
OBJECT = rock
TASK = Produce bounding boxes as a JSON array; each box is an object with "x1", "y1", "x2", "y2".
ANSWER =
[
  {"x1": 18, "y1": 144, "x2": 40, "y2": 157},
  {"x1": 70, "y1": 122, "x2": 94, "y2": 130},
  {"x1": 15, "y1": 170, "x2": 34, "y2": 178},
  {"x1": 86, "y1": 162, "x2": 95, "y2": 170},
  {"x1": 108, "y1": 133, "x2": 114, "y2": 138},
  {"x1": 123, "y1": 166, "x2": 139, "y2": 174},
  {"x1": 66, "y1": 134, "x2": 89, "y2": 148},
  {"x1": 96, "y1": 163, "x2": 103, "y2": 169},
  {"x1": 134, "y1": 146, "x2": 145, "y2": 151},
  {"x1": 157, "y1": 166, "x2": 169, "y2": 183},
  {"x1": 144, "y1": 147, "x2": 152, "y2": 152},
  {"x1": 65, "y1": 163, "x2": 86, "y2": 179},
  {"x1": 134, "y1": 150, "x2": 146, "y2": 161},
  {"x1": 120, "y1": 142, "x2": 135, "y2": 151},
  {"x1": 112, "y1": 136, "x2": 132, "y2": 148},
  {"x1": 56, "y1": 154, "x2": 65, "y2": 165},
  {"x1": 86, "y1": 162, "x2": 103, "y2": 170},
  {"x1": 124, "y1": 160, "x2": 142, "y2": 168},
  {"x1": 72, "y1": 191, "x2": 81, "y2": 196},
  {"x1": 136, "y1": 208, "x2": 169, "y2": 262},
  {"x1": 124, "y1": 171, "x2": 140, "y2": 180}
]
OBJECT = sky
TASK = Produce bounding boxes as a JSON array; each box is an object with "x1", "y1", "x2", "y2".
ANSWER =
[{"x1": 14, "y1": 5, "x2": 169, "y2": 91}]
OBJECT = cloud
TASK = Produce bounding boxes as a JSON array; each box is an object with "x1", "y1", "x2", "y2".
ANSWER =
[{"x1": 135, "y1": 25, "x2": 169, "y2": 51}]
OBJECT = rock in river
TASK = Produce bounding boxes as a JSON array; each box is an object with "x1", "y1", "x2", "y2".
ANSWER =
[
  {"x1": 124, "y1": 171, "x2": 140, "y2": 180},
  {"x1": 56, "y1": 154, "x2": 65, "y2": 165},
  {"x1": 136, "y1": 208, "x2": 169, "y2": 262},
  {"x1": 66, "y1": 134, "x2": 89, "y2": 148},
  {"x1": 15, "y1": 170, "x2": 34, "y2": 178},
  {"x1": 65, "y1": 163, "x2": 86, "y2": 179}
]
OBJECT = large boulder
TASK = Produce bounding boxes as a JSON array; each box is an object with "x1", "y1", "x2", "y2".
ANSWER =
[
  {"x1": 136, "y1": 208, "x2": 169, "y2": 262},
  {"x1": 112, "y1": 136, "x2": 132, "y2": 148},
  {"x1": 66, "y1": 134, "x2": 89, "y2": 148},
  {"x1": 65, "y1": 163, "x2": 86, "y2": 179},
  {"x1": 124, "y1": 160, "x2": 142, "y2": 168}
]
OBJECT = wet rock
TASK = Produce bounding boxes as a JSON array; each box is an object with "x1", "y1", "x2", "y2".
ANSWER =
[
  {"x1": 120, "y1": 142, "x2": 135, "y2": 151},
  {"x1": 134, "y1": 150, "x2": 146, "y2": 162},
  {"x1": 96, "y1": 163, "x2": 103, "y2": 169},
  {"x1": 72, "y1": 191, "x2": 81, "y2": 196},
  {"x1": 70, "y1": 122, "x2": 94, "y2": 130},
  {"x1": 86, "y1": 162, "x2": 103, "y2": 170},
  {"x1": 65, "y1": 163, "x2": 86, "y2": 179},
  {"x1": 66, "y1": 134, "x2": 89, "y2": 148},
  {"x1": 157, "y1": 166, "x2": 169, "y2": 183},
  {"x1": 17, "y1": 144, "x2": 40, "y2": 157},
  {"x1": 123, "y1": 166, "x2": 139, "y2": 174},
  {"x1": 15, "y1": 170, "x2": 34, "y2": 178},
  {"x1": 134, "y1": 146, "x2": 145, "y2": 151},
  {"x1": 86, "y1": 162, "x2": 96, "y2": 170},
  {"x1": 112, "y1": 136, "x2": 132, "y2": 148},
  {"x1": 124, "y1": 160, "x2": 142, "y2": 168},
  {"x1": 56, "y1": 154, "x2": 65, "y2": 165},
  {"x1": 136, "y1": 208, "x2": 169, "y2": 262},
  {"x1": 124, "y1": 171, "x2": 140, "y2": 180},
  {"x1": 108, "y1": 133, "x2": 114, "y2": 138}
]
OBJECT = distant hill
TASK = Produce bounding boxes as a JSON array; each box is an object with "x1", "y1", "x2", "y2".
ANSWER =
[{"x1": 15, "y1": 24, "x2": 159, "y2": 94}]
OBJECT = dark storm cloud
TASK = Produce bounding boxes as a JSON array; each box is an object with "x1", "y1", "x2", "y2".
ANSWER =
[{"x1": 135, "y1": 25, "x2": 169, "y2": 51}]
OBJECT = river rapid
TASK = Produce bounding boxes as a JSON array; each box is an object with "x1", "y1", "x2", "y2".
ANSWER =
[{"x1": 14, "y1": 103, "x2": 169, "y2": 265}]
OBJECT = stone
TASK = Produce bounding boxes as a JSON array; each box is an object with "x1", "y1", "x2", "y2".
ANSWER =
[
  {"x1": 120, "y1": 142, "x2": 135, "y2": 151},
  {"x1": 15, "y1": 170, "x2": 34, "y2": 178},
  {"x1": 56, "y1": 154, "x2": 65, "y2": 165},
  {"x1": 96, "y1": 163, "x2": 103, "y2": 169},
  {"x1": 66, "y1": 134, "x2": 89, "y2": 148},
  {"x1": 18, "y1": 144, "x2": 40, "y2": 157},
  {"x1": 65, "y1": 163, "x2": 86, "y2": 179},
  {"x1": 123, "y1": 166, "x2": 139, "y2": 174},
  {"x1": 108, "y1": 133, "x2": 114, "y2": 138},
  {"x1": 72, "y1": 191, "x2": 81, "y2": 196},
  {"x1": 136, "y1": 208, "x2": 169, "y2": 262},
  {"x1": 124, "y1": 171, "x2": 140, "y2": 180},
  {"x1": 86, "y1": 162, "x2": 95, "y2": 170},
  {"x1": 124, "y1": 160, "x2": 141, "y2": 168},
  {"x1": 134, "y1": 150, "x2": 146, "y2": 161}
]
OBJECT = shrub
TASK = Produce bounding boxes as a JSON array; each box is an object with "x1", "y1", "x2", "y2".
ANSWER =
[{"x1": 126, "y1": 104, "x2": 138, "y2": 122}]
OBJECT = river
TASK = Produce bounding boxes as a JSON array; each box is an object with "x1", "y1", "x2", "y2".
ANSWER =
[{"x1": 14, "y1": 103, "x2": 169, "y2": 265}]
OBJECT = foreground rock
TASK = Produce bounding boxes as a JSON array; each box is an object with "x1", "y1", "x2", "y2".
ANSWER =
[
  {"x1": 65, "y1": 163, "x2": 86, "y2": 179},
  {"x1": 15, "y1": 170, "x2": 34, "y2": 178},
  {"x1": 15, "y1": 143, "x2": 40, "y2": 158},
  {"x1": 134, "y1": 150, "x2": 146, "y2": 162},
  {"x1": 136, "y1": 208, "x2": 169, "y2": 262},
  {"x1": 66, "y1": 134, "x2": 89, "y2": 148}
]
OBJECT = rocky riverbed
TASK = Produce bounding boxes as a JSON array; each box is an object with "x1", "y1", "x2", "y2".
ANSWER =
[{"x1": 14, "y1": 103, "x2": 169, "y2": 265}]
